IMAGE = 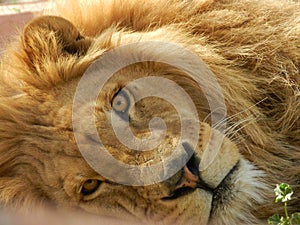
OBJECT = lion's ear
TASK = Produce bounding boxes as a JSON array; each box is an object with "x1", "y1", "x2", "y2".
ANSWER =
[{"x1": 21, "y1": 16, "x2": 92, "y2": 69}]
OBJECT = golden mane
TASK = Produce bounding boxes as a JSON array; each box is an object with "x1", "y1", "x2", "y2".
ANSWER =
[{"x1": 0, "y1": 0, "x2": 299, "y2": 224}]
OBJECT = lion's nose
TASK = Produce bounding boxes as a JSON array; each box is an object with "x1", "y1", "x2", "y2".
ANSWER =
[
  {"x1": 174, "y1": 143, "x2": 200, "y2": 190},
  {"x1": 161, "y1": 143, "x2": 214, "y2": 200}
]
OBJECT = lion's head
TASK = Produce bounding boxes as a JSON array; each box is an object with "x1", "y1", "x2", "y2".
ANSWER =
[{"x1": 0, "y1": 0, "x2": 299, "y2": 225}]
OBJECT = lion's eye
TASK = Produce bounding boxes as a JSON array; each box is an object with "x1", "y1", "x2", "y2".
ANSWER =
[
  {"x1": 112, "y1": 90, "x2": 130, "y2": 116},
  {"x1": 81, "y1": 179, "x2": 101, "y2": 196}
]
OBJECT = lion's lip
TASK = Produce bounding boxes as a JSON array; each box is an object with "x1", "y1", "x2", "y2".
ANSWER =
[
  {"x1": 209, "y1": 161, "x2": 240, "y2": 218},
  {"x1": 212, "y1": 161, "x2": 240, "y2": 197}
]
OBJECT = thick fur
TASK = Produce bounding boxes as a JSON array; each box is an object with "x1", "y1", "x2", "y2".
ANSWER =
[{"x1": 0, "y1": 0, "x2": 299, "y2": 225}]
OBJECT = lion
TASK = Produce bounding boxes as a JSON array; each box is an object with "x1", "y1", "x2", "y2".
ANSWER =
[{"x1": 0, "y1": 0, "x2": 299, "y2": 224}]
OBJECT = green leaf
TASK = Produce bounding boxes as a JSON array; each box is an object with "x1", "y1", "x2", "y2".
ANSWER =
[
  {"x1": 292, "y1": 213, "x2": 300, "y2": 225},
  {"x1": 280, "y1": 216, "x2": 290, "y2": 225},
  {"x1": 268, "y1": 214, "x2": 281, "y2": 225},
  {"x1": 275, "y1": 183, "x2": 294, "y2": 203}
]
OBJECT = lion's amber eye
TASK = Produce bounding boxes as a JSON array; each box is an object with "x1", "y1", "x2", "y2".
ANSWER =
[
  {"x1": 81, "y1": 179, "x2": 101, "y2": 196},
  {"x1": 112, "y1": 90, "x2": 130, "y2": 116}
]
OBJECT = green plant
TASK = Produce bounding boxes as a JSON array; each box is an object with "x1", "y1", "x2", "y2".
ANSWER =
[{"x1": 268, "y1": 183, "x2": 300, "y2": 225}]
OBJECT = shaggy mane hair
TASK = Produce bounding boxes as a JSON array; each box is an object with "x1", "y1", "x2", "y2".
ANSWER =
[{"x1": 0, "y1": 0, "x2": 299, "y2": 223}]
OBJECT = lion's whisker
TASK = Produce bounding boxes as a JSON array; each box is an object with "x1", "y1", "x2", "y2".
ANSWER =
[{"x1": 225, "y1": 116, "x2": 256, "y2": 140}]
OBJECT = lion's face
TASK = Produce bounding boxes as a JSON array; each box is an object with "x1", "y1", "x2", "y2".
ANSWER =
[
  {"x1": 1, "y1": 1, "x2": 300, "y2": 223},
  {"x1": 67, "y1": 63, "x2": 262, "y2": 225},
  {"x1": 34, "y1": 60, "x2": 262, "y2": 225}
]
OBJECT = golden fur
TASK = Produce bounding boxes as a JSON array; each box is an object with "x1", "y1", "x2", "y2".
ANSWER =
[{"x1": 0, "y1": 0, "x2": 299, "y2": 224}]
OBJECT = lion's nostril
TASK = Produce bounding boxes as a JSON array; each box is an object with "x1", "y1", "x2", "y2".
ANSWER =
[
  {"x1": 186, "y1": 153, "x2": 200, "y2": 177},
  {"x1": 182, "y1": 142, "x2": 200, "y2": 176}
]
